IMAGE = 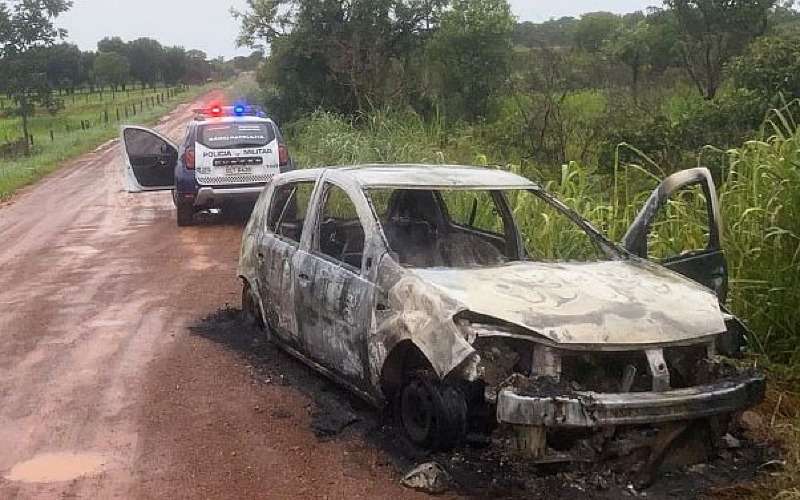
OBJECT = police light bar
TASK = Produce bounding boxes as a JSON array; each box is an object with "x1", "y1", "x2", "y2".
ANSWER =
[{"x1": 192, "y1": 105, "x2": 268, "y2": 119}]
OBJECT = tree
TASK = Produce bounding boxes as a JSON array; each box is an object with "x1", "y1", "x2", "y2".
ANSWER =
[
  {"x1": 513, "y1": 17, "x2": 578, "y2": 48},
  {"x1": 162, "y1": 46, "x2": 188, "y2": 85},
  {"x1": 0, "y1": 0, "x2": 72, "y2": 152},
  {"x1": 235, "y1": 0, "x2": 450, "y2": 119},
  {"x1": 641, "y1": 8, "x2": 682, "y2": 75},
  {"x1": 45, "y1": 42, "x2": 83, "y2": 94},
  {"x1": 184, "y1": 49, "x2": 213, "y2": 84},
  {"x1": 729, "y1": 35, "x2": 800, "y2": 100},
  {"x1": 94, "y1": 51, "x2": 130, "y2": 90},
  {"x1": 81, "y1": 50, "x2": 97, "y2": 91},
  {"x1": 428, "y1": 0, "x2": 516, "y2": 119},
  {"x1": 573, "y1": 12, "x2": 622, "y2": 52},
  {"x1": 127, "y1": 37, "x2": 164, "y2": 88},
  {"x1": 665, "y1": 0, "x2": 776, "y2": 99},
  {"x1": 97, "y1": 36, "x2": 126, "y2": 55},
  {"x1": 607, "y1": 21, "x2": 651, "y2": 102}
]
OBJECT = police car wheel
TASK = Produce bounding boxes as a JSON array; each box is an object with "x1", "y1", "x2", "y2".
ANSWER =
[{"x1": 176, "y1": 204, "x2": 194, "y2": 226}]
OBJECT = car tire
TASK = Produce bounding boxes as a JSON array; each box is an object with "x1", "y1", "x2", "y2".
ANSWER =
[
  {"x1": 241, "y1": 281, "x2": 263, "y2": 329},
  {"x1": 176, "y1": 203, "x2": 194, "y2": 227},
  {"x1": 397, "y1": 373, "x2": 467, "y2": 451}
]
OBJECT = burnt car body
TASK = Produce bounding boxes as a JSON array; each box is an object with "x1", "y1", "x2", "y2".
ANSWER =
[{"x1": 238, "y1": 164, "x2": 764, "y2": 464}]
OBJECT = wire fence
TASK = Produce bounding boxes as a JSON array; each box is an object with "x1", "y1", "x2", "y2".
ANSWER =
[{"x1": 0, "y1": 85, "x2": 189, "y2": 160}]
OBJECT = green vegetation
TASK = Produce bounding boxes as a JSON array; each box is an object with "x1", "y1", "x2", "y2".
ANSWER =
[
  {"x1": 287, "y1": 108, "x2": 799, "y2": 366},
  {"x1": 236, "y1": 0, "x2": 800, "y2": 371},
  {"x1": 0, "y1": 83, "x2": 213, "y2": 199}
]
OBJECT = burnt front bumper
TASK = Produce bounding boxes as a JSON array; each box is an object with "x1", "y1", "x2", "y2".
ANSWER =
[{"x1": 496, "y1": 374, "x2": 766, "y2": 428}]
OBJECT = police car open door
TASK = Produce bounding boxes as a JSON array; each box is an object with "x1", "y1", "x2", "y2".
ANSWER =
[{"x1": 121, "y1": 126, "x2": 179, "y2": 192}]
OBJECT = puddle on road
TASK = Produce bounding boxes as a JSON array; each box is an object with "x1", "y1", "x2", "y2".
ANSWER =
[{"x1": 5, "y1": 452, "x2": 106, "y2": 483}]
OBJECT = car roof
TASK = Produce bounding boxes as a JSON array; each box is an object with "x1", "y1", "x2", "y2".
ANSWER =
[{"x1": 278, "y1": 164, "x2": 539, "y2": 190}]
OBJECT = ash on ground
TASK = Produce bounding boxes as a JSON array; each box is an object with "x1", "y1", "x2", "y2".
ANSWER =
[{"x1": 191, "y1": 308, "x2": 781, "y2": 499}]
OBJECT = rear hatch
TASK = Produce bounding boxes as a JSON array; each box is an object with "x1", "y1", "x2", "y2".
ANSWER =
[{"x1": 194, "y1": 120, "x2": 280, "y2": 186}]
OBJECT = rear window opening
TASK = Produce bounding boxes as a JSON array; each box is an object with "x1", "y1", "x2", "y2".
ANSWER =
[{"x1": 197, "y1": 122, "x2": 276, "y2": 150}]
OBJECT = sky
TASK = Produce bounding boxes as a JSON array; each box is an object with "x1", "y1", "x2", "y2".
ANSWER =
[{"x1": 58, "y1": 0, "x2": 658, "y2": 60}]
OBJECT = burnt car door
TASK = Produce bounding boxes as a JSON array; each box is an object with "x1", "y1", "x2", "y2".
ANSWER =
[
  {"x1": 256, "y1": 179, "x2": 316, "y2": 348},
  {"x1": 120, "y1": 126, "x2": 178, "y2": 192},
  {"x1": 622, "y1": 168, "x2": 728, "y2": 301},
  {"x1": 292, "y1": 180, "x2": 376, "y2": 389}
]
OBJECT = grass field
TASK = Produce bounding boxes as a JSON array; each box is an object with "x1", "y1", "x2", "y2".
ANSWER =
[{"x1": 0, "y1": 84, "x2": 218, "y2": 200}]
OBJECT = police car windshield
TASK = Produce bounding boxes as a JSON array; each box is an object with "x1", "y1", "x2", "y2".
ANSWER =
[{"x1": 197, "y1": 122, "x2": 275, "y2": 150}]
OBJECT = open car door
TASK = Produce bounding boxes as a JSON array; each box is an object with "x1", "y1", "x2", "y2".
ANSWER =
[
  {"x1": 622, "y1": 168, "x2": 728, "y2": 302},
  {"x1": 120, "y1": 126, "x2": 178, "y2": 192}
]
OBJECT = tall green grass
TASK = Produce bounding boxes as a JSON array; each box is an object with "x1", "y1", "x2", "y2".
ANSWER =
[{"x1": 288, "y1": 108, "x2": 800, "y2": 368}]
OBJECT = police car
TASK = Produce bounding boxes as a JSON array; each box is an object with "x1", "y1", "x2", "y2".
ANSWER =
[{"x1": 121, "y1": 104, "x2": 293, "y2": 226}]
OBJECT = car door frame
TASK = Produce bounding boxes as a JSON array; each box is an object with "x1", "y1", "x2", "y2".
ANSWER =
[
  {"x1": 292, "y1": 170, "x2": 386, "y2": 392},
  {"x1": 120, "y1": 125, "x2": 179, "y2": 192},
  {"x1": 622, "y1": 167, "x2": 728, "y2": 301},
  {"x1": 255, "y1": 173, "x2": 322, "y2": 349}
]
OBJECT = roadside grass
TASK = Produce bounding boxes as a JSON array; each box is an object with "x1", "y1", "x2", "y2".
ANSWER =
[
  {"x1": 288, "y1": 108, "x2": 800, "y2": 369},
  {"x1": 0, "y1": 83, "x2": 220, "y2": 200},
  {"x1": 288, "y1": 109, "x2": 800, "y2": 496}
]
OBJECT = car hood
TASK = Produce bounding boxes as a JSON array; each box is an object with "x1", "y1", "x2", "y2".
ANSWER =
[{"x1": 411, "y1": 259, "x2": 726, "y2": 347}]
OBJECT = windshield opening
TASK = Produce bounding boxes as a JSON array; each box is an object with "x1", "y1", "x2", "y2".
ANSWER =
[
  {"x1": 367, "y1": 188, "x2": 615, "y2": 268},
  {"x1": 197, "y1": 122, "x2": 276, "y2": 150}
]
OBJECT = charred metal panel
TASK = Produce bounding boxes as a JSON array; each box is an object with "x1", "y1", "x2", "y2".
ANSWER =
[
  {"x1": 260, "y1": 236, "x2": 300, "y2": 343},
  {"x1": 338, "y1": 164, "x2": 539, "y2": 190},
  {"x1": 497, "y1": 374, "x2": 765, "y2": 428},
  {"x1": 371, "y1": 257, "x2": 476, "y2": 383},
  {"x1": 294, "y1": 249, "x2": 373, "y2": 382},
  {"x1": 412, "y1": 260, "x2": 726, "y2": 348}
]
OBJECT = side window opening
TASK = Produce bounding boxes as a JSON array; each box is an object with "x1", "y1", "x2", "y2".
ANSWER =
[
  {"x1": 317, "y1": 184, "x2": 365, "y2": 270},
  {"x1": 647, "y1": 184, "x2": 711, "y2": 261},
  {"x1": 267, "y1": 181, "x2": 314, "y2": 244}
]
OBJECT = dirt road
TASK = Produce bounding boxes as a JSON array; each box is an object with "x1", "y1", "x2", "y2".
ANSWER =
[{"x1": 0, "y1": 92, "x2": 424, "y2": 499}]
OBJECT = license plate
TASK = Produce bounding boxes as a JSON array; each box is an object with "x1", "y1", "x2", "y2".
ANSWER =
[{"x1": 225, "y1": 166, "x2": 252, "y2": 175}]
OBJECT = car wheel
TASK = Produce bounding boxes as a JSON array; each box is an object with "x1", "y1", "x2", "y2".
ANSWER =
[
  {"x1": 176, "y1": 203, "x2": 194, "y2": 227},
  {"x1": 241, "y1": 281, "x2": 262, "y2": 329},
  {"x1": 226, "y1": 201, "x2": 255, "y2": 221},
  {"x1": 397, "y1": 373, "x2": 467, "y2": 450}
]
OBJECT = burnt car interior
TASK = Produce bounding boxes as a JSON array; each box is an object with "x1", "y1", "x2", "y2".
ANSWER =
[
  {"x1": 318, "y1": 184, "x2": 366, "y2": 269},
  {"x1": 369, "y1": 188, "x2": 609, "y2": 267},
  {"x1": 268, "y1": 181, "x2": 314, "y2": 243},
  {"x1": 371, "y1": 189, "x2": 510, "y2": 267}
]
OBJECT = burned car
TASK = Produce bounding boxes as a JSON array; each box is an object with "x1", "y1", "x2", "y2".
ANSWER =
[{"x1": 238, "y1": 164, "x2": 764, "y2": 466}]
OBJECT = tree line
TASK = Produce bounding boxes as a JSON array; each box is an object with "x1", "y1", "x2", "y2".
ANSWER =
[
  {"x1": 236, "y1": 0, "x2": 800, "y2": 171},
  {"x1": 0, "y1": 0, "x2": 259, "y2": 152}
]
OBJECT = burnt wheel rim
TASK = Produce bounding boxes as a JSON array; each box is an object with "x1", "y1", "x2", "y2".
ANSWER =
[
  {"x1": 401, "y1": 380, "x2": 435, "y2": 445},
  {"x1": 242, "y1": 285, "x2": 257, "y2": 325}
]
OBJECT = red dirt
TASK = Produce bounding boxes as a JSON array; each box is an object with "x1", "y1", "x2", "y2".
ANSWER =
[{"x1": 0, "y1": 91, "x2": 425, "y2": 499}]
